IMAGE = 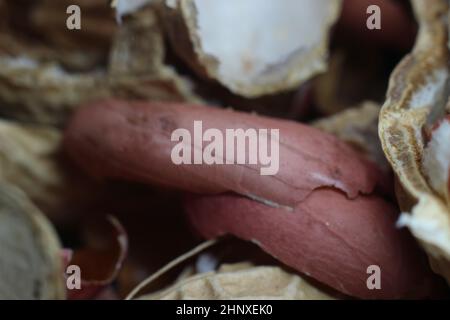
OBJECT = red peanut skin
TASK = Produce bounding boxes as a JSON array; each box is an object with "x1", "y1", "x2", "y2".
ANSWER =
[
  {"x1": 64, "y1": 99, "x2": 389, "y2": 208},
  {"x1": 184, "y1": 191, "x2": 440, "y2": 299},
  {"x1": 64, "y1": 99, "x2": 441, "y2": 298}
]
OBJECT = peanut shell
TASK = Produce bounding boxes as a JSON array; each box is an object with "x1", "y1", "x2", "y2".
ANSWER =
[
  {"x1": 159, "y1": 0, "x2": 342, "y2": 98},
  {"x1": 379, "y1": 0, "x2": 450, "y2": 283},
  {"x1": 0, "y1": 183, "x2": 64, "y2": 299},
  {"x1": 139, "y1": 263, "x2": 333, "y2": 300}
]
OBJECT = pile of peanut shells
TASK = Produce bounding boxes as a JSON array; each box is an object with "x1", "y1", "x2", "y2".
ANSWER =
[{"x1": 0, "y1": 0, "x2": 449, "y2": 300}]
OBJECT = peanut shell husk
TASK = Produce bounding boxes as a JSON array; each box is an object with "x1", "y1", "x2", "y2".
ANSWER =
[
  {"x1": 138, "y1": 263, "x2": 333, "y2": 300},
  {"x1": 379, "y1": 0, "x2": 450, "y2": 283},
  {"x1": 159, "y1": 0, "x2": 342, "y2": 98},
  {"x1": 0, "y1": 183, "x2": 65, "y2": 299}
]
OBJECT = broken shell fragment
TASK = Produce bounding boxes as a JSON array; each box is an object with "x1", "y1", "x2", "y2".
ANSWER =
[
  {"x1": 0, "y1": 183, "x2": 64, "y2": 299},
  {"x1": 106, "y1": 6, "x2": 201, "y2": 104},
  {"x1": 65, "y1": 216, "x2": 128, "y2": 300},
  {"x1": 138, "y1": 263, "x2": 334, "y2": 300},
  {"x1": 379, "y1": 0, "x2": 450, "y2": 283},
  {"x1": 160, "y1": 0, "x2": 342, "y2": 98}
]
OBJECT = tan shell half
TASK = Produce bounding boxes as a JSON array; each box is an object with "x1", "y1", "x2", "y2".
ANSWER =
[
  {"x1": 138, "y1": 263, "x2": 333, "y2": 300},
  {"x1": 0, "y1": 120, "x2": 66, "y2": 215},
  {"x1": 0, "y1": 183, "x2": 65, "y2": 299},
  {"x1": 160, "y1": 0, "x2": 342, "y2": 98},
  {"x1": 379, "y1": 0, "x2": 450, "y2": 283}
]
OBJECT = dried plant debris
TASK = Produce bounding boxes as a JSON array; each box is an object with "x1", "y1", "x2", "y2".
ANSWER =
[
  {"x1": 160, "y1": 0, "x2": 342, "y2": 98},
  {"x1": 0, "y1": 183, "x2": 64, "y2": 299},
  {"x1": 312, "y1": 101, "x2": 389, "y2": 171},
  {"x1": 138, "y1": 263, "x2": 334, "y2": 300},
  {"x1": 379, "y1": 0, "x2": 450, "y2": 283},
  {"x1": 0, "y1": 6, "x2": 199, "y2": 126}
]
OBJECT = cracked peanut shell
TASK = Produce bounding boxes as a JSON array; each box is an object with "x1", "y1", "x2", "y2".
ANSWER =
[
  {"x1": 0, "y1": 183, "x2": 64, "y2": 299},
  {"x1": 379, "y1": 0, "x2": 450, "y2": 283},
  {"x1": 159, "y1": 0, "x2": 342, "y2": 98}
]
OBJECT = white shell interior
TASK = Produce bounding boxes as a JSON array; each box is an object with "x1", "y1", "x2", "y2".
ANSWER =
[
  {"x1": 193, "y1": 0, "x2": 333, "y2": 87},
  {"x1": 423, "y1": 119, "x2": 450, "y2": 197},
  {"x1": 410, "y1": 69, "x2": 448, "y2": 109}
]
